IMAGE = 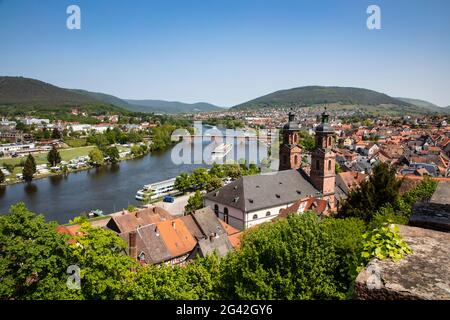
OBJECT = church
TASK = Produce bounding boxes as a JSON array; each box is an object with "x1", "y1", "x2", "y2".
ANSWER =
[{"x1": 203, "y1": 110, "x2": 349, "y2": 230}]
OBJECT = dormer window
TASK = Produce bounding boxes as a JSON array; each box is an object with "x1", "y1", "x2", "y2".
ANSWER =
[{"x1": 275, "y1": 194, "x2": 281, "y2": 198}]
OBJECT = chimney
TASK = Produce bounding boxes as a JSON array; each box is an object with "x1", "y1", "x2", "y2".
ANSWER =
[
  {"x1": 172, "y1": 221, "x2": 176, "y2": 229},
  {"x1": 129, "y1": 231, "x2": 137, "y2": 261},
  {"x1": 135, "y1": 211, "x2": 140, "y2": 218}
]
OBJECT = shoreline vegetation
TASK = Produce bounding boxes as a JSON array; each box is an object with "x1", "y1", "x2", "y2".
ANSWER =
[{"x1": 0, "y1": 123, "x2": 184, "y2": 187}]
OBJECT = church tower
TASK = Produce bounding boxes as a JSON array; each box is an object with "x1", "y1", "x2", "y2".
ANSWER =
[
  {"x1": 310, "y1": 109, "x2": 336, "y2": 207},
  {"x1": 279, "y1": 110, "x2": 302, "y2": 171}
]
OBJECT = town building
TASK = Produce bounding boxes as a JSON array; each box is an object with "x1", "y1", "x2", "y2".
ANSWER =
[{"x1": 204, "y1": 110, "x2": 351, "y2": 230}]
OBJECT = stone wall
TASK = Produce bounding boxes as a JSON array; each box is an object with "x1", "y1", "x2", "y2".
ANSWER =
[{"x1": 355, "y1": 225, "x2": 450, "y2": 300}]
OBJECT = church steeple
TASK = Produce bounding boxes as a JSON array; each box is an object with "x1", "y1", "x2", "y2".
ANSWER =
[
  {"x1": 279, "y1": 109, "x2": 302, "y2": 171},
  {"x1": 310, "y1": 108, "x2": 336, "y2": 208}
]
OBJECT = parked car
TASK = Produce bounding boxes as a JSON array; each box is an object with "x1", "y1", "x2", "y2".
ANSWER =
[{"x1": 163, "y1": 195, "x2": 175, "y2": 203}]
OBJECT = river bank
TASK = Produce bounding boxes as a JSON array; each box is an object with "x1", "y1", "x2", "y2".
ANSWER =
[{"x1": 0, "y1": 144, "x2": 153, "y2": 187}]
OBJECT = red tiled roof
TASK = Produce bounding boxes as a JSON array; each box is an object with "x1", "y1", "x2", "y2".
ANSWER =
[{"x1": 156, "y1": 219, "x2": 197, "y2": 258}]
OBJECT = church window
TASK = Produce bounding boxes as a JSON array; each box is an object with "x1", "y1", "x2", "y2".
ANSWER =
[
  {"x1": 214, "y1": 204, "x2": 219, "y2": 217},
  {"x1": 328, "y1": 160, "x2": 332, "y2": 171},
  {"x1": 253, "y1": 214, "x2": 258, "y2": 220},
  {"x1": 224, "y1": 207, "x2": 229, "y2": 223}
]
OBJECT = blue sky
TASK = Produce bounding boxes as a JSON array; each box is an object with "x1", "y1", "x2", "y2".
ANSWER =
[{"x1": 0, "y1": 0, "x2": 449, "y2": 107}]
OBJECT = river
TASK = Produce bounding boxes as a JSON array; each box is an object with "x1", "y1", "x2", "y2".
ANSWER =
[{"x1": 0, "y1": 134, "x2": 269, "y2": 223}]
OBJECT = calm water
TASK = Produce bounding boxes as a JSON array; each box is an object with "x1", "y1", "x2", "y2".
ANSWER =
[{"x1": 0, "y1": 137, "x2": 268, "y2": 223}]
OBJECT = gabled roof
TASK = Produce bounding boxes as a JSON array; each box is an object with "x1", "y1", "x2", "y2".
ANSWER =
[
  {"x1": 277, "y1": 197, "x2": 329, "y2": 219},
  {"x1": 156, "y1": 219, "x2": 197, "y2": 258},
  {"x1": 204, "y1": 169, "x2": 319, "y2": 212},
  {"x1": 106, "y1": 207, "x2": 173, "y2": 234}
]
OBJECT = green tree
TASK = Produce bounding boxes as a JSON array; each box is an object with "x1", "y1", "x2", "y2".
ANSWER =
[
  {"x1": 320, "y1": 217, "x2": 367, "y2": 297},
  {"x1": 47, "y1": 145, "x2": 62, "y2": 167},
  {"x1": 185, "y1": 191, "x2": 203, "y2": 214},
  {"x1": 219, "y1": 213, "x2": 344, "y2": 299},
  {"x1": 223, "y1": 164, "x2": 242, "y2": 180},
  {"x1": 189, "y1": 168, "x2": 211, "y2": 190},
  {"x1": 338, "y1": 163, "x2": 401, "y2": 222},
  {"x1": 299, "y1": 130, "x2": 315, "y2": 152},
  {"x1": 127, "y1": 131, "x2": 143, "y2": 143},
  {"x1": 51, "y1": 128, "x2": 62, "y2": 139},
  {"x1": 0, "y1": 203, "x2": 78, "y2": 300},
  {"x1": 206, "y1": 176, "x2": 223, "y2": 192},
  {"x1": 175, "y1": 172, "x2": 191, "y2": 193},
  {"x1": 70, "y1": 222, "x2": 137, "y2": 299},
  {"x1": 87, "y1": 133, "x2": 109, "y2": 150},
  {"x1": 122, "y1": 254, "x2": 221, "y2": 300},
  {"x1": 130, "y1": 145, "x2": 142, "y2": 157},
  {"x1": 209, "y1": 163, "x2": 225, "y2": 178},
  {"x1": 22, "y1": 154, "x2": 37, "y2": 183},
  {"x1": 105, "y1": 146, "x2": 120, "y2": 164},
  {"x1": 88, "y1": 148, "x2": 104, "y2": 167}
]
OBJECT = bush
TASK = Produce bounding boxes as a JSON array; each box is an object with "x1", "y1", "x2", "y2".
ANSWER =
[
  {"x1": 368, "y1": 204, "x2": 409, "y2": 230},
  {"x1": 320, "y1": 217, "x2": 366, "y2": 297},
  {"x1": 338, "y1": 163, "x2": 401, "y2": 222},
  {"x1": 361, "y1": 223, "x2": 412, "y2": 263},
  {"x1": 218, "y1": 213, "x2": 344, "y2": 299}
]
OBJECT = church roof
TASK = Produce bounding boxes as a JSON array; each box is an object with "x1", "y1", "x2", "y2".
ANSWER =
[
  {"x1": 283, "y1": 111, "x2": 301, "y2": 130},
  {"x1": 204, "y1": 169, "x2": 320, "y2": 213}
]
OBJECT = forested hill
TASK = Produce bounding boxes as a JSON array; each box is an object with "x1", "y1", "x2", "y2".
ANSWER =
[{"x1": 232, "y1": 86, "x2": 413, "y2": 110}]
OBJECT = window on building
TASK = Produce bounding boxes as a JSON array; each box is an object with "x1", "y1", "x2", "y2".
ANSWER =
[
  {"x1": 328, "y1": 160, "x2": 332, "y2": 171},
  {"x1": 294, "y1": 154, "x2": 298, "y2": 165},
  {"x1": 224, "y1": 207, "x2": 229, "y2": 223},
  {"x1": 214, "y1": 204, "x2": 219, "y2": 217},
  {"x1": 253, "y1": 214, "x2": 258, "y2": 220},
  {"x1": 266, "y1": 211, "x2": 271, "y2": 217}
]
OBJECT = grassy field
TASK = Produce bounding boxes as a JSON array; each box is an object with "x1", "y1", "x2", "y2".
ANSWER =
[
  {"x1": 65, "y1": 138, "x2": 88, "y2": 148},
  {"x1": 1, "y1": 146, "x2": 96, "y2": 166}
]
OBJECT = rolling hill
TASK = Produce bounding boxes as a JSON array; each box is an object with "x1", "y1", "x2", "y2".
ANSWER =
[
  {"x1": 124, "y1": 99, "x2": 224, "y2": 114},
  {"x1": 0, "y1": 77, "x2": 101, "y2": 106},
  {"x1": 0, "y1": 76, "x2": 127, "y2": 116},
  {"x1": 395, "y1": 97, "x2": 443, "y2": 112},
  {"x1": 0, "y1": 76, "x2": 223, "y2": 114},
  {"x1": 232, "y1": 86, "x2": 413, "y2": 110}
]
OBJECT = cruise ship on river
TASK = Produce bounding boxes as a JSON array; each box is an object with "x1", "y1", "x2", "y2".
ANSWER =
[
  {"x1": 211, "y1": 143, "x2": 233, "y2": 159},
  {"x1": 135, "y1": 177, "x2": 176, "y2": 201}
]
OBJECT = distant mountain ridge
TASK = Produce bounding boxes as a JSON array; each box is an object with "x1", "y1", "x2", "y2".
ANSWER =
[
  {"x1": 232, "y1": 86, "x2": 413, "y2": 110},
  {"x1": 395, "y1": 97, "x2": 443, "y2": 112},
  {"x1": 0, "y1": 76, "x2": 223, "y2": 114},
  {"x1": 124, "y1": 99, "x2": 224, "y2": 114},
  {"x1": 0, "y1": 77, "x2": 101, "y2": 106},
  {"x1": 1, "y1": 77, "x2": 447, "y2": 116}
]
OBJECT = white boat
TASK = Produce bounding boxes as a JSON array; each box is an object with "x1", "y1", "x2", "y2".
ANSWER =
[
  {"x1": 135, "y1": 177, "x2": 176, "y2": 201},
  {"x1": 211, "y1": 143, "x2": 233, "y2": 159}
]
